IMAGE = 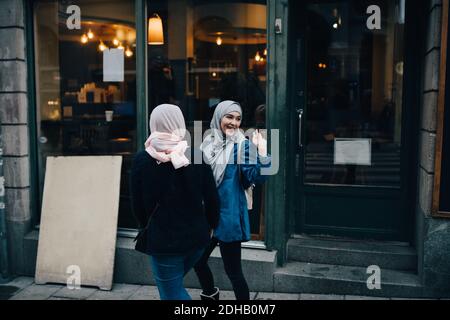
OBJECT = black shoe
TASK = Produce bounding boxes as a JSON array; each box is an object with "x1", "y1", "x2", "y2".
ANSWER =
[{"x1": 200, "y1": 287, "x2": 220, "y2": 301}]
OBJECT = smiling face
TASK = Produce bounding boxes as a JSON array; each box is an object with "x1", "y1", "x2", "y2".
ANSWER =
[{"x1": 220, "y1": 111, "x2": 242, "y2": 137}]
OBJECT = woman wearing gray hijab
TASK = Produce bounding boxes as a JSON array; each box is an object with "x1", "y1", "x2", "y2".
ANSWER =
[
  {"x1": 130, "y1": 104, "x2": 219, "y2": 300},
  {"x1": 194, "y1": 100, "x2": 271, "y2": 300}
]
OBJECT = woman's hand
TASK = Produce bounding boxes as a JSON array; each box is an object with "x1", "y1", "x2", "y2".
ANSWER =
[{"x1": 252, "y1": 130, "x2": 267, "y2": 157}]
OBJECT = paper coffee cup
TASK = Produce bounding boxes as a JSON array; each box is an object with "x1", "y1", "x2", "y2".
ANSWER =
[{"x1": 105, "y1": 110, "x2": 113, "y2": 121}]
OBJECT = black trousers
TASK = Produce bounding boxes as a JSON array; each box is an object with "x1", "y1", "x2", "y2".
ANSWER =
[{"x1": 194, "y1": 237, "x2": 250, "y2": 300}]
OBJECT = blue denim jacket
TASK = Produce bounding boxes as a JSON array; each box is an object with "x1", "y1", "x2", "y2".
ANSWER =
[{"x1": 214, "y1": 139, "x2": 271, "y2": 243}]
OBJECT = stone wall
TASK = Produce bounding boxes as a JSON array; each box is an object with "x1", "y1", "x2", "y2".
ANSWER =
[
  {"x1": 417, "y1": 0, "x2": 450, "y2": 295},
  {"x1": 0, "y1": 0, "x2": 31, "y2": 275}
]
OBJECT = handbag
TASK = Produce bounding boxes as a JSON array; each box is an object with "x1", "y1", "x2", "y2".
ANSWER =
[{"x1": 133, "y1": 202, "x2": 160, "y2": 243}]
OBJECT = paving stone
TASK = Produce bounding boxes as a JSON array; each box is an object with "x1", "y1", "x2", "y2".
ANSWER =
[
  {"x1": 0, "y1": 285, "x2": 21, "y2": 300},
  {"x1": 87, "y1": 283, "x2": 141, "y2": 300},
  {"x1": 391, "y1": 297, "x2": 433, "y2": 300},
  {"x1": 9, "y1": 283, "x2": 63, "y2": 300},
  {"x1": 300, "y1": 293, "x2": 344, "y2": 300},
  {"x1": 128, "y1": 285, "x2": 160, "y2": 300},
  {"x1": 345, "y1": 295, "x2": 389, "y2": 300},
  {"x1": 255, "y1": 292, "x2": 300, "y2": 300},
  {"x1": 187, "y1": 288, "x2": 257, "y2": 300},
  {"x1": 52, "y1": 286, "x2": 98, "y2": 300},
  {"x1": 2, "y1": 276, "x2": 34, "y2": 290},
  {"x1": 219, "y1": 290, "x2": 257, "y2": 300},
  {"x1": 0, "y1": 276, "x2": 34, "y2": 299},
  {"x1": 187, "y1": 288, "x2": 203, "y2": 300}
]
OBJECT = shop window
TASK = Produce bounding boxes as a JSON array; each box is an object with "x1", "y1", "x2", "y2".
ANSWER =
[
  {"x1": 147, "y1": 0, "x2": 267, "y2": 239},
  {"x1": 34, "y1": 0, "x2": 137, "y2": 228},
  {"x1": 303, "y1": 0, "x2": 405, "y2": 187}
]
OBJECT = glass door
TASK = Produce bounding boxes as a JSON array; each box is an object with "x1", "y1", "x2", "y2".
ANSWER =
[{"x1": 293, "y1": 0, "x2": 411, "y2": 240}]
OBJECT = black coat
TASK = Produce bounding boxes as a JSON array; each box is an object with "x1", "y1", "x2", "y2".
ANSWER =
[{"x1": 130, "y1": 150, "x2": 219, "y2": 255}]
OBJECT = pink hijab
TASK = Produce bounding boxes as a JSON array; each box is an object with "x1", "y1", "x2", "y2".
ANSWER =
[{"x1": 144, "y1": 104, "x2": 190, "y2": 169}]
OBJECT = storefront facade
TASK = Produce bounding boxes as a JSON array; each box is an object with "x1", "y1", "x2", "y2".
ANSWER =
[{"x1": 1, "y1": 0, "x2": 449, "y2": 297}]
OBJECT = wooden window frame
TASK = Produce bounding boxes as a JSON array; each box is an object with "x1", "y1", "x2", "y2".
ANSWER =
[{"x1": 432, "y1": 0, "x2": 450, "y2": 218}]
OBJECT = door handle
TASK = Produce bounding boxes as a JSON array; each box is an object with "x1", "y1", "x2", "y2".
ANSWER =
[{"x1": 298, "y1": 109, "x2": 303, "y2": 148}]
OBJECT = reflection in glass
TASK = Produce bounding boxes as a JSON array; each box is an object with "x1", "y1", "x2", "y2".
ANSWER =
[
  {"x1": 34, "y1": 0, "x2": 137, "y2": 227},
  {"x1": 147, "y1": 0, "x2": 267, "y2": 239},
  {"x1": 304, "y1": 0, "x2": 405, "y2": 187}
]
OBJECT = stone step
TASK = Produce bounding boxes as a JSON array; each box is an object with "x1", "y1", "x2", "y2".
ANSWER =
[
  {"x1": 23, "y1": 231, "x2": 277, "y2": 293},
  {"x1": 274, "y1": 261, "x2": 423, "y2": 298},
  {"x1": 287, "y1": 236, "x2": 417, "y2": 271}
]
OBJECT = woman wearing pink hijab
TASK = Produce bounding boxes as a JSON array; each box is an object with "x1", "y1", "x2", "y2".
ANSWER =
[{"x1": 130, "y1": 104, "x2": 219, "y2": 300}]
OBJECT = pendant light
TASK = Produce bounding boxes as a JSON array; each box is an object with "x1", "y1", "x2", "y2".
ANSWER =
[
  {"x1": 87, "y1": 29, "x2": 94, "y2": 39},
  {"x1": 148, "y1": 13, "x2": 164, "y2": 45},
  {"x1": 80, "y1": 34, "x2": 88, "y2": 44},
  {"x1": 125, "y1": 47, "x2": 133, "y2": 57},
  {"x1": 255, "y1": 51, "x2": 261, "y2": 62},
  {"x1": 98, "y1": 41, "x2": 107, "y2": 52}
]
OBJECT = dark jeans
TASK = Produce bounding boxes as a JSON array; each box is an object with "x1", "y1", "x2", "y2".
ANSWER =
[
  {"x1": 194, "y1": 237, "x2": 250, "y2": 300},
  {"x1": 150, "y1": 247, "x2": 205, "y2": 300}
]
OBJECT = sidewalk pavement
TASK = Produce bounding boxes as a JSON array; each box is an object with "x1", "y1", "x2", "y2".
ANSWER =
[{"x1": 0, "y1": 276, "x2": 439, "y2": 300}]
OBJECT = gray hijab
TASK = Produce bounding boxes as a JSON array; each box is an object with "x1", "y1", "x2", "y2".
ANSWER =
[{"x1": 201, "y1": 100, "x2": 246, "y2": 186}]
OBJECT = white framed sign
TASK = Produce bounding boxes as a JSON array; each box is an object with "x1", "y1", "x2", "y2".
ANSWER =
[{"x1": 334, "y1": 138, "x2": 372, "y2": 166}]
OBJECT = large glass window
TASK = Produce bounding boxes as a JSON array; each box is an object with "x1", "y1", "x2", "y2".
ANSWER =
[
  {"x1": 34, "y1": 0, "x2": 137, "y2": 228},
  {"x1": 303, "y1": 0, "x2": 405, "y2": 187},
  {"x1": 147, "y1": 0, "x2": 267, "y2": 239},
  {"x1": 33, "y1": 0, "x2": 267, "y2": 236}
]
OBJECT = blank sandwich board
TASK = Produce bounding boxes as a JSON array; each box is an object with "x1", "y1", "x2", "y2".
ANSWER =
[{"x1": 35, "y1": 156, "x2": 122, "y2": 290}]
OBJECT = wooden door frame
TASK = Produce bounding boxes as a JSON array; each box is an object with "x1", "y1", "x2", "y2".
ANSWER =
[{"x1": 432, "y1": 0, "x2": 450, "y2": 218}]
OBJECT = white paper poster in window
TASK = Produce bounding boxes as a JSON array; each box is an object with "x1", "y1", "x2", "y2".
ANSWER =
[
  {"x1": 334, "y1": 138, "x2": 372, "y2": 166},
  {"x1": 103, "y1": 48, "x2": 124, "y2": 82}
]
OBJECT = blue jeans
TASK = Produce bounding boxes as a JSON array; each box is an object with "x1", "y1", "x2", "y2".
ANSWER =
[{"x1": 150, "y1": 247, "x2": 205, "y2": 300}]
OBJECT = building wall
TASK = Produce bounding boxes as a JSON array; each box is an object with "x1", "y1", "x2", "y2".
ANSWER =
[
  {"x1": 0, "y1": 0, "x2": 31, "y2": 275},
  {"x1": 0, "y1": 0, "x2": 449, "y2": 295},
  {"x1": 417, "y1": 0, "x2": 450, "y2": 295}
]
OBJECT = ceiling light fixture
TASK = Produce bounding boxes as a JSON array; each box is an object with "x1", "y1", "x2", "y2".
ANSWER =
[
  {"x1": 98, "y1": 41, "x2": 107, "y2": 51},
  {"x1": 148, "y1": 13, "x2": 164, "y2": 45},
  {"x1": 81, "y1": 34, "x2": 88, "y2": 44},
  {"x1": 125, "y1": 47, "x2": 133, "y2": 57},
  {"x1": 255, "y1": 51, "x2": 261, "y2": 62}
]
